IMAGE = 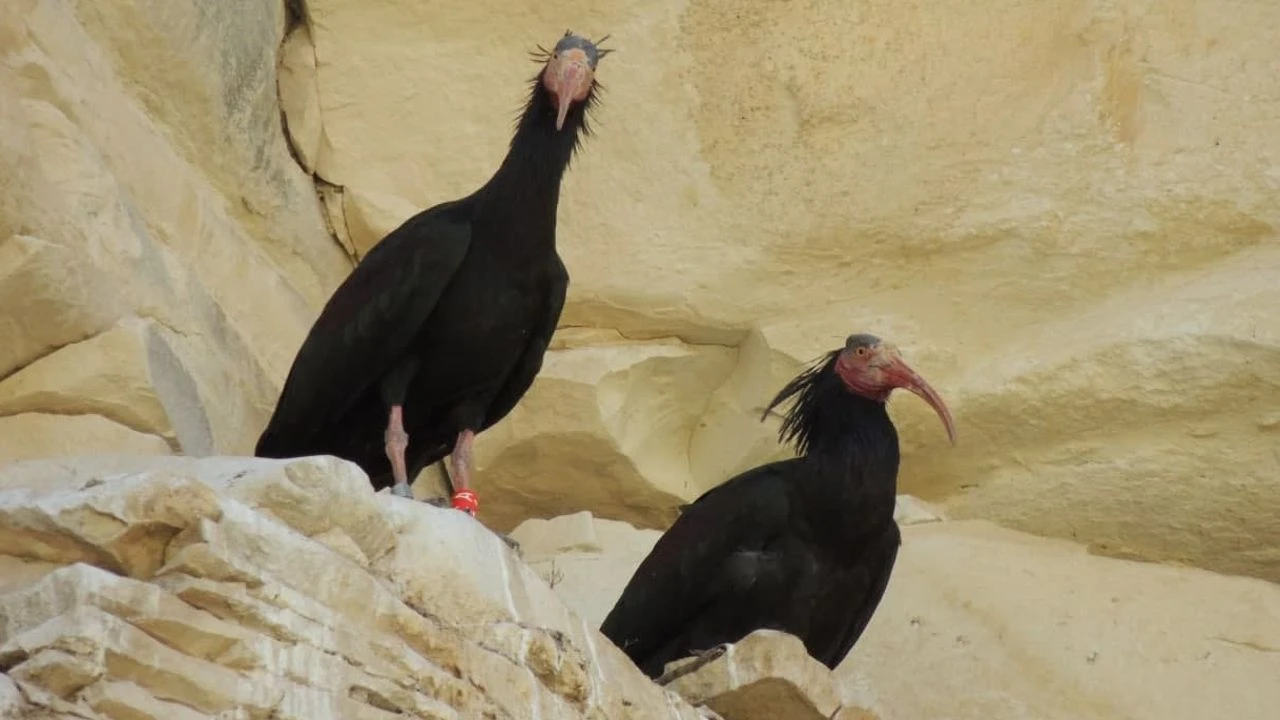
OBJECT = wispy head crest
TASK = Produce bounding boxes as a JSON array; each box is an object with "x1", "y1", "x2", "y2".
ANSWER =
[
  {"x1": 761, "y1": 350, "x2": 841, "y2": 456},
  {"x1": 595, "y1": 33, "x2": 616, "y2": 60},
  {"x1": 527, "y1": 32, "x2": 616, "y2": 64}
]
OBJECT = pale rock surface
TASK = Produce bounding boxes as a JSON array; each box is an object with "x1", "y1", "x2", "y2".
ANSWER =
[
  {"x1": 0, "y1": 0, "x2": 350, "y2": 456},
  {"x1": 514, "y1": 511, "x2": 1280, "y2": 720},
  {"x1": 0, "y1": 414, "x2": 171, "y2": 468},
  {"x1": 660, "y1": 630, "x2": 866, "y2": 720},
  {"x1": 1, "y1": 0, "x2": 1278, "y2": 592},
  {"x1": 281, "y1": 0, "x2": 1280, "y2": 582},
  {"x1": 510, "y1": 498, "x2": 945, "y2": 630},
  {"x1": 0, "y1": 455, "x2": 712, "y2": 720}
]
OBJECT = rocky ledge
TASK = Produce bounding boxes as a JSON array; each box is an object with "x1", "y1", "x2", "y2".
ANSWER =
[{"x1": 0, "y1": 455, "x2": 756, "y2": 720}]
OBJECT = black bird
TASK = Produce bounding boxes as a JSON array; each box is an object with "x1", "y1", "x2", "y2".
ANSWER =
[
  {"x1": 599, "y1": 333, "x2": 957, "y2": 680},
  {"x1": 255, "y1": 32, "x2": 611, "y2": 517}
]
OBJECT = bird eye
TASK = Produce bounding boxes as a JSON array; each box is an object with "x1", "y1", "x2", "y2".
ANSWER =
[{"x1": 855, "y1": 347, "x2": 868, "y2": 356}]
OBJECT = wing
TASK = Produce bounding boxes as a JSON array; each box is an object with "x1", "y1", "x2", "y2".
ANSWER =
[
  {"x1": 257, "y1": 202, "x2": 472, "y2": 452},
  {"x1": 813, "y1": 521, "x2": 900, "y2": 668},
  {"x1": 481, "y1": 258, "x2": 568, "y2": 429},
  {"x1": 599, "y1": 460, "x2": 798, "y2": 671}
]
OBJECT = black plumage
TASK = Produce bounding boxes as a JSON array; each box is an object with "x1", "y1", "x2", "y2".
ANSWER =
[
  {"x1": 256, "y1": 33, "x2": 611, "y2": 514},
  {"x1": 599, "y1": 333, "x2": 957, "y2": 679}
]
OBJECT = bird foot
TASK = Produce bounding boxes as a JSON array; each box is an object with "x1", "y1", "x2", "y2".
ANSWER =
[
  {"x1": 417, "y1": 496, "x2": 521, "y2": 556},
  {"x1": 655, "y1": 643, "x2": 732, "y2": 686},
  {"x1": 390, "y1": 482, "x2": 414, "y2": 499}
]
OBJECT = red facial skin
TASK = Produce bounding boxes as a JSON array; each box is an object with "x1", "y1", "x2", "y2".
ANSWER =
[
  {"x1": 835, "y1": 341, "x2": 957, "y2": 444},
  {"x1": 542, "y1": 47, "x2": 595, "y2": 130}
]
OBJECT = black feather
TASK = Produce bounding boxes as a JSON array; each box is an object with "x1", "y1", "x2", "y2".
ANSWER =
[
  {"x1": 761, "y1": 350, "x2": 840, "y2": 456},
  {"x1": 601, "y1": 343, "x2": 905, "y2": 678},
  {"x1": 256, "y1": 38, "x2": 606, "y2": 493}
]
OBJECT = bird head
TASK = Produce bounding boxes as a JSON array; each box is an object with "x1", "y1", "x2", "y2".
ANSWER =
[
  {"x1": 536, "y1": 31, "x2": 611, "y2": 131},
  {"x1": 834, "y1": 334, "x2": 957, "y2": 444}
]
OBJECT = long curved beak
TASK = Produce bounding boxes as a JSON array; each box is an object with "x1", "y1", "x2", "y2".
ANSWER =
[
  {"x1": 877, "y1": 346, "x2": 957, "y2": 445},
  {"x1": 545, "y1": 49, "x2": 594, "y2": 130}
]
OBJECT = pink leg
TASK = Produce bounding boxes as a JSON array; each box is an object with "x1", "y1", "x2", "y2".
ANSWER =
[
  {"x1": 448, "y1": 429, "x2": 479, "y2": 515},
  {"x1": 384, "y1": 406, "x2": 413, "y2": 499}
]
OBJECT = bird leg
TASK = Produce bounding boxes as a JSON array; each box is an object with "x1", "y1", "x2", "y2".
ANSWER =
[
  {"x1": 447, "y1": 429, "x2": 479, "y2": 515},
  {"x1": 655, "y1": 643, "x2": 732, "y2": 686},
  {"x1": 384, "y1": 405, "x2": 413, "y2": 499},
  {"x1": 436, "y1": 431, "x2": 521, "y2": 555}
]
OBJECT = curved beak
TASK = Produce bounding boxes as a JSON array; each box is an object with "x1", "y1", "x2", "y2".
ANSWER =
[
  {"x1": 545, "y1": 48, "x2": 594, "y2": 130},
  {"x1": 875, "y1": 345, "x2": 957, "y2": 445}
]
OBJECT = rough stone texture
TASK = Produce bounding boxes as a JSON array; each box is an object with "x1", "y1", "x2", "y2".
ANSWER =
[
  {"x1": 0, "y1": 0, "x2": 351, "y2": 457},
  {"x1": 2, "y1": 0, "x2": 1278, "y2": 585},
  {"x1": 510, "y1": 497, "x2": 945, "y2": 631},
  {"x1": 515, "y1": 510, "x2": 1280, "y2": 720},
  {"x1": 661, "y1": 630, "x2": 858, "y2": 720},
  {"x1": 277, "y1": 0, "x2": 1280, "y2": 581},
  {"x1": 0, "y1": 456, "x2": 709, "y2": 720},
  {"x1": 0, "y1": 414, "x2": 172, "y2": 468}
]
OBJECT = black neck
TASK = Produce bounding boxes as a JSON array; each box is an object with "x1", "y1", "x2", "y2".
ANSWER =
[
  {"x1": 480, "y1": 75, "x2": 596, "y2": 210},
  {"x1": 765, "y1": 352, "x2": 902, "y2": 511}
]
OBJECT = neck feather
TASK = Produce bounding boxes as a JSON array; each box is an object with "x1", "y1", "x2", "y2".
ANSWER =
[{"x1": 483, "y1": 76, "x2": 598, "y2": 200}]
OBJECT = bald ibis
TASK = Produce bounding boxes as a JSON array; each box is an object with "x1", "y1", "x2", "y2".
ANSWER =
[
  {"x1": 255, "y1": 32, "x2": 611, "y2": 518},
  {"x1": 599, "y1": 333, "x2": 957, "y2": 680}
]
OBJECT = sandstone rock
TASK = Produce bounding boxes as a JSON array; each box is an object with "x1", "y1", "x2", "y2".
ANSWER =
[
  {"x1": 278, "y1": 22, "x2": 323, "y2": 175},
  {"x1": 518, "y1": 511, "x2": 1280, "y2": 720},
  {"x1": 0, "y1": 414, "x2": 170, "y2": 469},
  {"x1": 512, "y1": 513, "x2": 663, "y2": 630},
  {"x1": 0, "y1": 318, "x2": 206, "y2": 452},
  {"x1": 661, "y1": 630, "x2": 865, "y2": 720},
  {"x1": 287, "y1": 0, "x2": 1280, "y2": 582},
  {"x1": 0, "y1": 235, "x2": 124, "y2": 382},
  {"x1": 0, "y1": 456, "x2": 706, "y2": 720},
  {"x1": 0, "y1": 0, "x2": 351, "y2": 461},
  {"x1": 468, "y1": 339, "x2": 740, "y2": 533},
  {"x1": 1, "y1": 0, "x2": 1277, "y2": 616},
  {"x1": 838, "y1": 520, "x2": 1280, "y2": 720}
]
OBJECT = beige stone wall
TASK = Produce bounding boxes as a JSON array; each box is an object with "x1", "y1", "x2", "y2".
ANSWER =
[
  {"x1": 290, "y1": 0, "x2": 1280, "y2": 580},
  {"x1": 0, "y1": 0, "x2": 352, "y2": 458},
  {"x1": 0, "y1": 457, "x2": 713, "y2": 719},
  {"x1": 513, "y1": 509, "x2": 1280, "y2": 720},
  {"x1": 2, "y1": 1, "x2": 1278, "y2": 582}
]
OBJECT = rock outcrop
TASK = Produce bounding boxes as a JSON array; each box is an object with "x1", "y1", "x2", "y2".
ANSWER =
[
  {"x1": 0, "y1": 0, "x2": 351, "y2": 463},
  {"x1": 514, "y1": 508, "x2": 1280, "y2": 720},
  {"x1": 283, "y1": 0, "x2": 1280, "y2": 583},
  {"x1": 0, "y1": 456, "x2": 719, "y2": 719},
  {"x1": 2, "y1": 0, "x2": 1278, "y2": 583},
  {"x1": 659, "y1": 630, "x2": 873, "y2": 720}
]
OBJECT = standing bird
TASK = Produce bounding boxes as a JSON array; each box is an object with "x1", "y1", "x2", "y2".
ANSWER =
[
  {"x1": 255, "y1": 32, "x2": 611, "y2": 517},
  {"x1": 600, "y1": 333, "x2": 957, "y2": 680}
]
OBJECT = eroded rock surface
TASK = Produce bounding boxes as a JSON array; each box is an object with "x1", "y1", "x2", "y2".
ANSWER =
[
  {"x1": 0, "y1": 0, "x2": 351, "y2": 464},
  {"x1": 0, "y1": 456, "x2": 707, "y2": 720},
  {"x1": 284, "y1": 0, "x2": 1280, "y2": 580},
  {"x1": 660, "y1": 630, "x2": 868, "y2": 720},
  {"x1": 1, "y1": 0, "x2": 1277, "y2": 583},
  {"x1": 515, "y1": 510, "x2": 1280, "y2": 720}
]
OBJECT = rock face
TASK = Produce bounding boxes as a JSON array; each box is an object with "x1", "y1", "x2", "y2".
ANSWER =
[
  {"x1": 284, "y1": 0, "x2": 1280, "y2": 579},
  {"x1": 0, "y1": 456, "x2": 711, "y2": 720},
  {"x1": 514, "y1": 510, "x2": 1280, "y2": 720},
  {"x1": 2, "y1": 0, "x2": 1278, "y2": 584},
  {"x1": 659, "y1": 630, "x2": 861, "y2": 720},
  {"x1": 0, "y1": 0, "x2": 352, "y2": 462}
]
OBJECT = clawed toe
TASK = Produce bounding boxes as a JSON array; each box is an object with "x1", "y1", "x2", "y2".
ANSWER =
[{"x1": 655, "y1": 643, "x2": 732, "y2": 685}]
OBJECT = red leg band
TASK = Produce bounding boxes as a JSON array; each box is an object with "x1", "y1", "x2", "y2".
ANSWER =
[{"x1": 451, "y1": 489, "x2": 478, "y2": 516}]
